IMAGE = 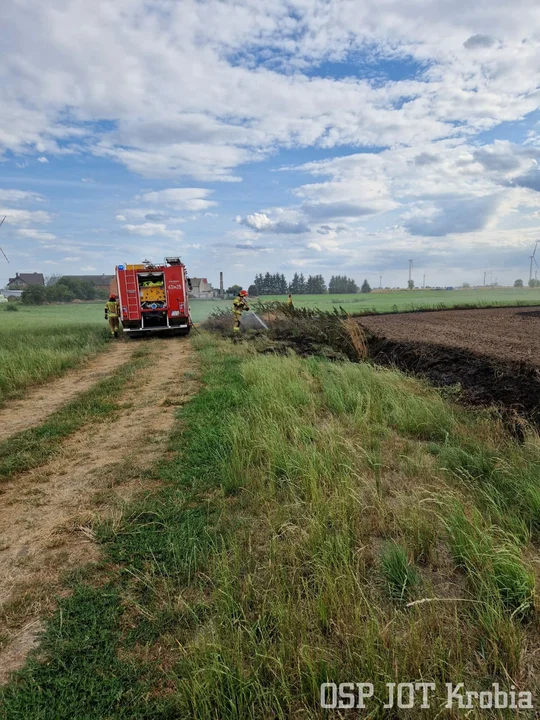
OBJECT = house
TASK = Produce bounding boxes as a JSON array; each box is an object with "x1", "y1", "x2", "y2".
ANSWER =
[
  {"x1": 189, "y1": 277, "x2": 214, "y2": 299},
  {"x1": 6, "y1": 272, "x2": 45, "y2": 290},
  {"x1": 48, "y1": 274, "x2": 114, "y2": 289}
]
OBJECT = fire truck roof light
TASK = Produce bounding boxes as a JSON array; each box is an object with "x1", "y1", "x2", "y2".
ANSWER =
[{"x1": 118, "y1": 265, "x2": 124, "y2": 270}]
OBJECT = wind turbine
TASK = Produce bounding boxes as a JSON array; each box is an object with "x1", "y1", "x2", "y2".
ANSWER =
[
  {"x1": 529, "y1": 242, "x2": 538, "y2": 284},
  {"x1": 0, "y1": 216, "x2": 9, "y2": 263}
]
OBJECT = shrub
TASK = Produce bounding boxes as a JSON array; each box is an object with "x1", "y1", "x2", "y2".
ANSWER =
[{"x1": 21, "y1": 286, "x2": 47, "y2": 305}]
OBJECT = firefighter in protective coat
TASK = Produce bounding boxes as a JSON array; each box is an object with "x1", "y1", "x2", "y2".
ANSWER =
[
  {"x1": 105, "y1": 294, "x2": 120, "y2": 338},
  {"x1": 232, "y1": 290, "x2": 249, "y2": 332}
]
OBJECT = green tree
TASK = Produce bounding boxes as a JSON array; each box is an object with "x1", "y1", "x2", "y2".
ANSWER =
[
  {"x1": 329, "y1": 275, "x2": 359, "y2": 293},
  {"x1": 226, "y1": 284, "x2": 242, "y2": 295},
  {"x1": 408, "y1": 279, "x2": 415, "y2": 290},
  {"x1": 46, "y1": 284, "x2": 76, "y2": 302},
  {"x1": 361, "y1": 279, "x2": 372, "y2": 294},
  {"x1": 248, "y1": 284, "x2": 259, "y2": 296},
  {"x1": 21, "y1": 286, "x2": 47, "y2": 305},
  {"x1": 289, "y1": 273, "x2": 300, "y2": 294},
  {"x1": 56, "y1": 277, "x2": 96, "y2": 300},
  {"x1": 305, "y1": 274, "x2": 327, "y2": 294},
  {"x1": 514, "y1": 279, "x2": 524, "y2": 288}
]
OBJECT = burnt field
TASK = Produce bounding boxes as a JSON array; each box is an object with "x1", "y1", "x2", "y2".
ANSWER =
[{"x1": 361, "y1": 306, "x2": 540, "y2": 424}]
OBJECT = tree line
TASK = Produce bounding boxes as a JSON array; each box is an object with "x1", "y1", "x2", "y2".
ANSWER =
[
  {"x1": 249, "y1": 272, "x2": 371, "y2": 295},
  {"x1": 21, "y1": 278, "x2": 108, "y2": 305},
  {"x1": 515, "y1": 278, "x2": 540, "y2": 288}
]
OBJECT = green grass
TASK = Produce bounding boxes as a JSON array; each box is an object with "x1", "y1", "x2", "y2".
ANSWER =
[
  {"x1": 0, "y1": 304, "x2": 111, "y2": 403},
  {"x1": 0, "y1": 348, "x2": 150, "y2": 479},
  {"x1": 260, "y1": 286, "x2": 540, "y2": 313},
  {"x1": 197, "y1": 286, "x2": 540, "y2": 318},
  {"x1": 1, "y1": 302, "x2": 108, "y2": 326},
  {"x1": 5, "y1": 286, "x2": 540, "y2": 329},
  {"x1": 380, "y1": 541, "x2": 419, "y2": 602},
  {"x1": 2, "y1": 334, "x2": 539, "y2": 717}
]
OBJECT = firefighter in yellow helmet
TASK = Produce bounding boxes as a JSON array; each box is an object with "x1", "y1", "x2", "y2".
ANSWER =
[
  {"x1": 232, "y1": 290, "x2": 249, "y2": 332},
  {"x1": 105, "y1": 294, "x2": 120, "y2": 338}
]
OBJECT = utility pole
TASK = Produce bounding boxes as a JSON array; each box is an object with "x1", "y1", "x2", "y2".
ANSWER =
[
  {"x1": 408, "y1": 258, "x2": 413, "y2": 282},
  {"x1": 483, "y1": 271, "x2": 486, "y2": 287},
  {"x1": 379, "y1": 275, "x2": 382, "y2": 289}
]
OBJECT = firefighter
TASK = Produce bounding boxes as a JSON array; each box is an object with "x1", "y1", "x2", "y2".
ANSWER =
[
  {"x1": 288, "y1": 293, "x2": 293, "y2": 307},
  {"x1": 232, "y1": 290, "x2": 249, "y2": 332},
  {"x1": 105, "y1": 294, "x2": 120, "y2": 338}
]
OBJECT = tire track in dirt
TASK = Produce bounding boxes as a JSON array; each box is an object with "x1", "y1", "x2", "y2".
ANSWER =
[
  {"x1": 0, "y1": 337, "x2": 199, "y2": 683},
  {"x1": 0, "y1": 342, "x2": 136, "y2": 443}
]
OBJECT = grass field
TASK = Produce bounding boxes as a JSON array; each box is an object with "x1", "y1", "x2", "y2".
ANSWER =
[
  {"x1": 0, "y1": 305, "x2": 108, "y2": 404},
  {"x1": 254, "y1": 286, "x2": 540, "y2": 313},
  {"x1": 3, "y1": 332, "x2": 539, "y2": 717},
  {"x1": 3, "y1": 287, "x2": 539, "y2": 403},
  {"x1": 3, "y1": 287, "x2": 540, "y2": 328},
  {"x1": 197, "y1": 286, "x2": 540, "y2": 321}
]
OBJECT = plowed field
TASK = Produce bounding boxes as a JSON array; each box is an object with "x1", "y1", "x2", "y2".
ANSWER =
[{"x1": 361, "y1": 306, "x2": 540, "y2": 422}]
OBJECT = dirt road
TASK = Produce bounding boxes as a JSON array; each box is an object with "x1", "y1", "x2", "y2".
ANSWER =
[
  {"x1": 0, "y1": 342, "x2": 136, "y2": 443},
  {"x1": 0, "y1": 337, "x2": 198, "y2": 683}
]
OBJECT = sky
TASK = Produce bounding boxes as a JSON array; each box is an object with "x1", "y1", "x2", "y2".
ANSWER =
[{"x1": 1, "y1": 0, "x2": 540, "y2": 290}]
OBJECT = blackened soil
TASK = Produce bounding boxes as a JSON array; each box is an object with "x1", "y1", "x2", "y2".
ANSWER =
[{"x1": 368, "y1": 337, "x2": 540, "y2": 425}]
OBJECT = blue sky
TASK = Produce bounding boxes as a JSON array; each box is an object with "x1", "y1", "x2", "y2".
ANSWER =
[{"x1": 2, "y1": 0, "x2": 540, "y2": 290}]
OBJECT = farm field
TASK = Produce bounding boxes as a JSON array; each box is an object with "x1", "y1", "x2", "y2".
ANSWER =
[
  {"x1": 192, "y1": 286, "x2": 540, "y2": 320},
  {"x1": 4, "y1": 286, "x2": 540, "y2": 328},
  {"x1": 257, "y1": 286, "x2": 540, "y2": 313},
  {"x1": 362, "y1": 305, "x2": 540, "y2": 365},
  {"x1": 2, "y1": 301, "x2": 540, "y2": 716},
  {"x1": 361, "y1": 306, "x2": 540, "y2": 422},
  {"x1": 0, "y1": 306, "x2": 108, "y2": 405}
]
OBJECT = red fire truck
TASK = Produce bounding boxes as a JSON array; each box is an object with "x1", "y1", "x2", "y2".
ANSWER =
[{"x1": 114, "y1": 257, "x2": 192, "y2": 338}]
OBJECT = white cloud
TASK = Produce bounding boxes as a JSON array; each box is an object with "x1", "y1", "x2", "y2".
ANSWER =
[
  {"x1": 0, "y1": 190, "x2": 44, "y2": 204},
  {"x1": 37, "y1": 156, "x2": 49, "y2": 163},
  {"x1": 3, "y1": 0, "x2": 540, "y2": 181},
  {"x1": 17, "y1": 228, "x2": 57, "y2": 241},
  {"x1": 3, "y1": 0, "x2": 540, "y2": 288},
  {"x1": 237, "y1": 211, "x2": 309, "y2": 234},
  {"x1": 123, "y1": 222, "x2": 184, "y2": 239},
  {"x1": 0, "y1": 208, "x2": 52, "y2": 226},
  {"x1": 137, "y1": 188, "x2": 217, "y2": 212}
]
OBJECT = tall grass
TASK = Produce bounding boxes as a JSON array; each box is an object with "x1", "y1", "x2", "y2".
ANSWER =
[
  {"x1": 3, "y1": 334, "x2": 539, "y2": 718},
  {"x1": 0, "y1": 323, "x2": 107, "y2": 403}
]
